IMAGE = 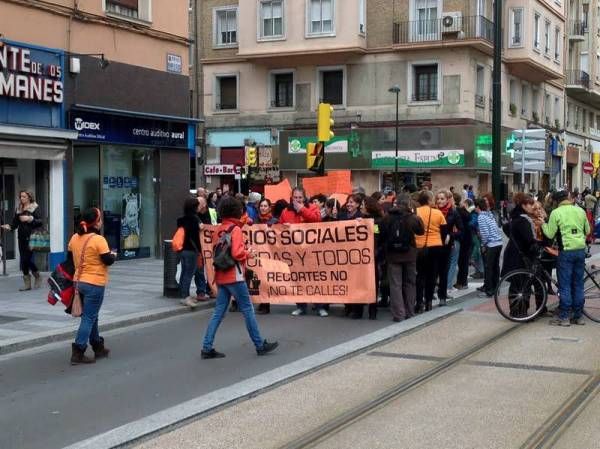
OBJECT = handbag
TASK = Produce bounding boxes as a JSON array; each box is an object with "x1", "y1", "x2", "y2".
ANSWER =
[
  {"x1": 29, "y1": 229, "x2": 51, "y2": 252},
  {"x1": 71, "y1": 234, "x2": 95, "y2": 318},
  {"x1": 418, "y1": 207, "x2": 433, "y2": 259}
]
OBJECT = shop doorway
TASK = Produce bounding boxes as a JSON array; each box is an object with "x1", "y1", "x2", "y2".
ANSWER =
[{"x1": 0, "y1": 164, "x2": 16, "y2": 266}]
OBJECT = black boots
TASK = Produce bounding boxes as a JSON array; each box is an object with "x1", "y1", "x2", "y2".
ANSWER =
[
  {"x1": 70, "y1": 343, "x2": 95, "y2": 365},
  {"x1": 91, "y1": 338, "x2": 110, "y2": 359},
  {"x1": 201, "y1": 349, "x2": 226, "y2": 359},
  {"x1": 256, "y1": 340, "x2": 279, "y2": 356}
]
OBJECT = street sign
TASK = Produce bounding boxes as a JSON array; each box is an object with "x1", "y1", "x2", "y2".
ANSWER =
[
  {"x1": 513, "y1": 129, "x2": 546, "y2": 140},
  {"x1": 512, "y1": 150, "x2": 546, "y2": 161},
  {"x1": 583, "y1": 162, "x2": 594, "y2": 174},
  {"x1": 513, "y1": 161, "x2": 546, "y2": 171}
]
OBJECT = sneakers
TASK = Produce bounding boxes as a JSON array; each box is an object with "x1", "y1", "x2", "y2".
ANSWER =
[
  {"x1": 201, "y1": 349, "x2": 226, "y2": 359},
  {"x1": 257, "y1": 340, "x2": 279, "y2": 356},
  {"x1": 180, "y1": 296, "x2": 199, "y2": 308},
  {"x1": 571, "y1": 317, "x2": 586, "y2": 326},
  {"x1": 291, "y1": 308, "x2": 306, "y2": 316},
  {"x1": 318, "y1": 308, "x2": 329, "y2": 317},
  {"x1": 549, "y1": 318, "x2": 571, "y2": 327},
  {"x1": 196, "y1": 293, "x2": 211, "y2": 302}
]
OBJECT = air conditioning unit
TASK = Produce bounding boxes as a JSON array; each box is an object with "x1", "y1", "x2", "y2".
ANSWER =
[{"x1": 442, "y1": 11, "x2": 462, "y2": 32}]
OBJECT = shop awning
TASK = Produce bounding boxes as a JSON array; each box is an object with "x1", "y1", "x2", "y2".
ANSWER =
[{"x1": 0, "y1": 140, "x2": 67, "y2": 160}]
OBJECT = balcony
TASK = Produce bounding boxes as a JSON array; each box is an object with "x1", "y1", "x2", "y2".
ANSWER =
[
  {"x1": 392, "y1": 15, "x2": 494, "y2": 54},
  {"x1": 568, "y1": 20, "x2": 587, "y2": 41},
  {"x1": 566, "y1": 70, "x2": 600, "y2": 108}
]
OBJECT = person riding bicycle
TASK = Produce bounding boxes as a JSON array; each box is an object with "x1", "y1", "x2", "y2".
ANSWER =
[{"x1": 542, "y1": 190, "x2": 590, "y2": 326}]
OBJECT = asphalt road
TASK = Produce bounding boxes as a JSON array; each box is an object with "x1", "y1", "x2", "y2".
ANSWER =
[{"x1": 0, "y1": 306, "x2": 393, "y2": 449}]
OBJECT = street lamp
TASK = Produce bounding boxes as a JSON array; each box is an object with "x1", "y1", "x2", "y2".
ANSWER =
[{"x1": 388, "y1": 85, "x2": 401, "y2": 193}]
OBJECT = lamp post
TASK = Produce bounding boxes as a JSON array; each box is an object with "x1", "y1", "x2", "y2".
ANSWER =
[
  {"x1": 389, "y1": 85, "x2": 401, "y2": 193},
  {"x1": 492, "y1": 0, "x2": 502, "y2": 203}
]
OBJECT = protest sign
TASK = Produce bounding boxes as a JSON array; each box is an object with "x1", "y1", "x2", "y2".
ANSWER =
[
  {"x1": 264, "y1": 179, "x2": 292, "y2": 203},
  {"x1": 302, "y1": 170, "x2": 352, "y2": 198},
  {"x1": 200, "y1": 220, "x2": 376, "y2": 304}
]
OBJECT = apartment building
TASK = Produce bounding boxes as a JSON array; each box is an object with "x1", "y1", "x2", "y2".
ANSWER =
[
  {"x1": 563, "y1": 0, "x2": 600, "y2": 191},
  {"x1": 0, "y1": 0, "x2": 195, "y2": 270},
  {"x1": 194, "y1": 0, "x2": 565, "y2": 195}
]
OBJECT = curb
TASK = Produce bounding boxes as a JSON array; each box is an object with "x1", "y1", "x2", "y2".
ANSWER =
[
  {"x1": 0, "y1": 301, "x2": 215, "y2": 356},
  {"x1": 64, "y1": 305, "x2": 464, "y2": 449}
]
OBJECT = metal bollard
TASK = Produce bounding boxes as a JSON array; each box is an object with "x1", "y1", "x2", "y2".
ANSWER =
[{"x1": 163, "y1": 240, "x2": 180, "y2": 298}]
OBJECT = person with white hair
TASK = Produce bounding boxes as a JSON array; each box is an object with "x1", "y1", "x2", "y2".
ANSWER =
[{"x1": 246, "y1": 192, "x2": 261, "y2": 224}]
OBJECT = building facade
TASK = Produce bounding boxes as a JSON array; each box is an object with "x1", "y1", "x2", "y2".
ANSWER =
[
  {"x1": 193, "y1": 0, "x2": 566, "y2": 196},
  {"x1": 1, "y1": 0, "x2": 194, "y2": 270}
]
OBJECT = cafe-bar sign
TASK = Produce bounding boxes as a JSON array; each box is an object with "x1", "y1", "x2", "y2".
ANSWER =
[{"x1": 0, "y1": 41, "x2": 63, "y2": 104}]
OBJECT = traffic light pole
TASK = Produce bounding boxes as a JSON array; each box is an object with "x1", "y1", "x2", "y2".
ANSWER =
[
  {"x1": 492, "y1": 0, "x2": 502, "y2": 202},
  {"x1": 319, "y1": 141, "x2": 325, "y2": 176}
]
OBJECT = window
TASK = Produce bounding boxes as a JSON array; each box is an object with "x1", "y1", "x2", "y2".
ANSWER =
[
  {"x1": 544, "y1": 20, "x2": 551, "y2": 55},
  {"x1": 214, "y1": 7, "x2": 237, "y2": 46},
  {"x1": 358, "y1": 0, "x2": 365, "y2": 34},
  {"x1": 309, "y1": 0, "x2": 335, "y2": 35},
  {"x1": 545, "y1": 93, "x2": 551, "y2": 123},
  {"x1": 215, "y1": 75, "x2": 238, "y2": 111},
  {"x1": 554, "y1": 27, "x2": 560, "y2": 60},
  {"x1": 475, "y1": 65, "x2": 485, "y2": 107},
  {"x1": 105, "y1": 0, "x2": 151, "y2": 21},
  {"x1": 270, "y1": 71, "x2": 294, "y2": 108},
  {"x1": 590, "y1": 112, "x2": 595, "y2": 131},
  {"x1": 413, "y1": 64, "x2": 438, "y2": 102},
  {"x1": 260, "y1": 0, "x2": 284, "y2": 38},
  {"x1": 510, "y1": 8, "x2": 523, "y2": 47},
  {"x1": 532, "y1": 88, "x2": 539, "y2": 114},
  {"x1": 521, "y1": 84, "x2": 528, "y2": 116},
  {"x1": 509, "y1": 79, "x2": 517, "y2": 115},
  {"x1": 533, "y1": 13, "x2": 540, "y2": 49},
  {"x1": 318, "y1": 67, "x2": 344, "y2": 105},
  {"x1": 555, "y1": 97, "x2": 561, "y2": 125}
]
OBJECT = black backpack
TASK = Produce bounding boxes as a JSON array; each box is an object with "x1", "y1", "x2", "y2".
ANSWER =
[
  {"x1": 387, "y1": 214, "x2": 413, "y2": 253},
  {"x1": 213, "y1": 224, "x2": 238, "y2": 271}
]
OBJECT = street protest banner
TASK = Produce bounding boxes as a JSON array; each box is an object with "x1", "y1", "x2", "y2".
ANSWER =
[
  {"x1": 264, "y1": 178, "x2": 292, "y2": 203},
  {"x1": 302, "y1": 170, "x2": 352, "y2": 198},
  {"x1": 200, "y1": 220, "x2": 376, "y2": 304}
]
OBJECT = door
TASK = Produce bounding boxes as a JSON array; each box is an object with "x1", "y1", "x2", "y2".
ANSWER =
[{"x1": 0, "y1": 170, "x2": 16, "y2": 261}]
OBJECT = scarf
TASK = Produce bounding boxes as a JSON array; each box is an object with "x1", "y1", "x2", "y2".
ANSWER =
[
  {"x1": 438, "y1": 203, "x2": 452, "y2": 217},
  {"x1": 17, "y1": 202, "x2": 38, "y2": 214},
  {"x1": 259, "y1": 212, "x2": 273, "y2": 224}
]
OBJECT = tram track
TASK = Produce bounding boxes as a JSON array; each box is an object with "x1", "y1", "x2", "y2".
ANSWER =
[{"x1": 278, "y1": 323, "x2": 522, "y2": 449}]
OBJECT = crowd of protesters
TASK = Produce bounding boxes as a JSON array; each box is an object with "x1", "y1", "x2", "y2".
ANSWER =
[{"x1": 176, "y1": 182, "x2": 596, "y2": 327}]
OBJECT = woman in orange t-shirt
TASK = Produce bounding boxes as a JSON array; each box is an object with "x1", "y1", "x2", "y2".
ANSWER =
[
  {"x1": 67, "y1": 208, "x2": 116, "y2": 365},
  {"x1": 415, "y1": 190, "x2": 447, "y2": 312}
]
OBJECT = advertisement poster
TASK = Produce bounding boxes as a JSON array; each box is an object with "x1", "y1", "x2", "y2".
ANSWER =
[
  {"x1": 200, "y1": 221, "x2": 376, "y2": 304},
  {"x1": 121, "y1": 193, "x2": 141, "y2": 250}
]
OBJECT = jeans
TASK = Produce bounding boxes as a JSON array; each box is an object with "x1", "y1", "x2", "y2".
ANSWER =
[
  {"x1": 194, "y1": 267, "x2": 207, "y2": 296},
  {"x1": 447, "y1": 241, "x2": 461, "y2": 290},
  {"x1": 179, "y1": 250, "x2": 198, "y2": 298},
  {"x1": 202, "y1": 281, "x2": 264, "y2": 351},
  {"x1": 557, "y1": 249, "x2": 586, "y2": 320},
  {"x1": 483, "y1": 245, "x2": 502, "y2": 295},
  {"x1": 74, "y1": 282, "x2": 105, "y2": 349}
]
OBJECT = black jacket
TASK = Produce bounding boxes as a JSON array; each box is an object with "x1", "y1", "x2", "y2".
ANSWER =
[
  {"x1": 176, "y1": 215, "x2": 201, "y2": 252},
  {"x1": 379, "y1": 207, "x2": 424, "y2": 263},
  {"x1": 11, "y1": 203, "x2": 43, "y2": 241},
  {"x1": 457, "y1": 207, "x2": 473, "y2": 245},
  {"x1": 501, "y1": 206, "x2": 539, "y2": 276},
  {"x1": 441, "y1": 207, "x2": 464, "y2": 246}
]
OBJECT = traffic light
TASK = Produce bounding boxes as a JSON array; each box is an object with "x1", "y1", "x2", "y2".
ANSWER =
[
  {"x1": 318, "y1": 103, "x2": 334, "y2": 142},
  {"x1": 307, "y1": 142, "x2": 324, "y2": 174},
  {"x1": 245, "y1": 146, "x2": 257, "y2": 167}
]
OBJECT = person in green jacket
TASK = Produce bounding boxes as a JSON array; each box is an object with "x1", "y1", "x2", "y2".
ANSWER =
[{"x1": 542, "y1": 190, "x2": 590, "y2": 326}]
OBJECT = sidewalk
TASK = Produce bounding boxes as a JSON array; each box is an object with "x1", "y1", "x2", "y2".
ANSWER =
[{"x1": 0, "y1": 259, "x2": 209, "y2": 354}]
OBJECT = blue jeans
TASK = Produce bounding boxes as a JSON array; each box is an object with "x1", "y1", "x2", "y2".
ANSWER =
[
  {"x1": 179, "y1": 250, "x2": 198, "y2": 298},
  {"x1": 194, "y1": 267, "x2": 207, "y2": 296},
  {"x1": 557, "y1": 249, "x2": 586, "y2": 320},
  {"x1": 447, "y1": 240, "x2": 461, "y2": 290},
  {"x1": 202, "y1": 281, "x2": 264, "y2": 351},
  {"x1": 75, "y1": 282, "x2": 105, "y2": 349}
]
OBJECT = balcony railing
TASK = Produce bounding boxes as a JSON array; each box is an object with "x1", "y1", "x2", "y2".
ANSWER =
[
  {"x1": 568, "y1": 20, "x2": 587, "y2": 36},
  {"x1": 393, "y1": 15, "x2": 493, "y2": 45},
  {"x1": 566, "y1": 70, "x2": 590, "y2": 89},
  {"x1": 411, "y1": 92, "x2": 438, "y2": 102}
]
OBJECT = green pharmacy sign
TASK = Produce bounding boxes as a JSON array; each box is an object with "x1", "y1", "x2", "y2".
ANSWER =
[
  {"x1": 475, "y1": 134, "x2": 492, "y2": 168},
  {"x1": 371, "y1": 149, "x2": 465, "y2": 168},
  {"x1": 288, "y1": 136, "x2": 348, "y2": 154}
]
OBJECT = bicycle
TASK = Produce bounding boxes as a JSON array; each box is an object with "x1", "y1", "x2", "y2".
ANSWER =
[{"x1": 494, "y1": 251, "x2": 600, "y2": 323}]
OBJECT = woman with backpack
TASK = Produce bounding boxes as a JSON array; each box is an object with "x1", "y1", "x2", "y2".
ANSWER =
[
  {"x1": 380, "y1": 194, "x2": 424, "y2": 321},
  {"x1": 201, "y1": 197, "x2": 278, "y2": 359},
  {"x1": 177, "y1": 197, "x2": 204, "y2": 307},
  {"x1": 67, "y1": 207, "x2": 116, "y2": 365},
  {"x1": 1, "y1": 190, "x2": 44, "y2": 291}
]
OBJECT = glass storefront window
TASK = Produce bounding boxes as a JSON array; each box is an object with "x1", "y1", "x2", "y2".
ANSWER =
[{"x1": 101, "y1": 146, "x2": 157, "y2": 259}]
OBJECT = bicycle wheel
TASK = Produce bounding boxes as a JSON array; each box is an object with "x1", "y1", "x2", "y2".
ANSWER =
[
  {"x1": 495, "y1": 269, "x2": 547, "y2": 322},
  {"x1": 583, "y1": 269, "x2": 600, "y2": 322}
]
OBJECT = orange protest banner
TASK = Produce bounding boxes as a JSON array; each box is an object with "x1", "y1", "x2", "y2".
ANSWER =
[
  {"x1": 302, "y1": 170, "x2": 352, "y2": 198},
  {"x1": 264, "y1": 179, "x2": 292, "y2": 203},
  {"x1": 200, "y1": 221, "x2": 376, "y2": 304}
]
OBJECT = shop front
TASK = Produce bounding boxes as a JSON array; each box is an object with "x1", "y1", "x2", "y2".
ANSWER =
[
  {"x1": 280, "y1": 124, "x2": 514, "y2": 196},
  {"x1": 565, "y1": 134, "x2": 584, "y2": 191},
  {"x1": 70, "y1": 106, "x2": 197, "y2": 260},
  {"x1": 0, "y1": 39, "x2": 77, "y2": 271}
]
